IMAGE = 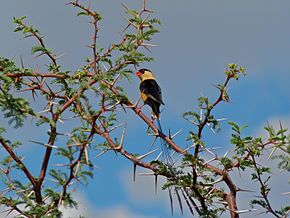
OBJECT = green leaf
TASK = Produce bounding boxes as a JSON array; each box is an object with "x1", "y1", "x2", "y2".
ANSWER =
[
  {"x1": 77, "y1": 11, "x2": 89, "y2": 16},
  {"x1": 220, "y1": 157, "x2": 233, "y2": 170},
  {"x1": 31, "y1": 46, "x2": 51, "y2": 55}
]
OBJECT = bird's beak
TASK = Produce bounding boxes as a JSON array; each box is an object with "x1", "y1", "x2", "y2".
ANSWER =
[{"x1": 136, "y1": 71, "x2": 142, "y2": 77}]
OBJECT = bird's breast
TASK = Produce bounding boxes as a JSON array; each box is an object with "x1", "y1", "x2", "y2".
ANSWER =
[{"x1": 140, "y1": 92, "x2": 148, "y2": 102}]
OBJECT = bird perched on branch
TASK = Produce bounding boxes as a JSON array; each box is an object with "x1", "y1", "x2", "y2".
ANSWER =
[
  {"x1": 136, "y1": 68, "x2": 172, "y2": 164},
  {"x1": 135, "y1": 68, "x2": 164, "y2": 122}
]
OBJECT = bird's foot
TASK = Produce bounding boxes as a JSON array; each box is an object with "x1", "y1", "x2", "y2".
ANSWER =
[{"x1": 150, "y1": 115, "x2": 155, "y2": 124}]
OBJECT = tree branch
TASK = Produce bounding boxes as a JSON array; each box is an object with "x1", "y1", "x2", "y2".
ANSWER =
[{"x1": 0, "y1": 138, "x2": 37, "y2": 190}]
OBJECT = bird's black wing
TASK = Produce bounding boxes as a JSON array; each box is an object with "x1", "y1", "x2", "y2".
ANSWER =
[{"x1": 139, "y1": 79, "x2": 164, "y2": 105}]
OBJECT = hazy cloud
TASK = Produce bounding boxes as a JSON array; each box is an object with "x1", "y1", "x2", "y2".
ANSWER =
[{"x1": 61, "y1": 192, "x2": 157, "y2": 218}]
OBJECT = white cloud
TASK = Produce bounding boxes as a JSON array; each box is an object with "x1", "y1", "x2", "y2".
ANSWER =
[
  {"x1": 119, "y1": 168, "x2": 198, "y2": 218},
  {"x1": 61, "y1": 192, "x2": 157, "y2": 218},
  {"x1": 253, "y1": 114, "x2": 290, "y2": 139},
  {"x1": 0, "y1": 206, "x2": 19, "y2": 218},
  {"x1": 92, "y1": 205, "x2": 157, "y2": 218},
  {"x1": 0, "y1": 192, "x2": 158, "y2": 218},
  {"x1": 119, "y1": 168, "x2": 168, "y2": 206}
]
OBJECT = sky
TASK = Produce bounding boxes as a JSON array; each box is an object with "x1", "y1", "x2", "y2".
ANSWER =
[{"x1": 0, "y1": 0, "x2": 290, "y2": 217}]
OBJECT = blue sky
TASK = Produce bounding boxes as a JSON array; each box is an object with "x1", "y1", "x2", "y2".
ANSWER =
[{"x1": 1, "y1": 0, "x2": 290, "y2": 217}]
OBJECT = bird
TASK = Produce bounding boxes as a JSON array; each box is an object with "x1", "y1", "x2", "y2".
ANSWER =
[
  {"x1": 135, "y1": 68, "x2": 164, "y2": 121},
  {"x1": 136, "y1": 68, "x2": 172, "y2": 165}
]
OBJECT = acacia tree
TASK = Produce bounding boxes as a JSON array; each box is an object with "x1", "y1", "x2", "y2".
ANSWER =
[{"x1": 0, "y1": 1, "x2": 289, "y2": 217}]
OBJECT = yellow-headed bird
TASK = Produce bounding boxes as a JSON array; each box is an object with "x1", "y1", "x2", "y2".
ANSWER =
[
  {"x1": 136, "y1": 68, "x2": 165, "y2": 121},
  {"x1": 136, "y1": 69, "x2": 172, "y2": 164}
]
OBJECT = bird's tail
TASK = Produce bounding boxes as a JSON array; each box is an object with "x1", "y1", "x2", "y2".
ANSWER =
[{"x1": 156, "y1": 117, "x2": 173, "y2": 166}]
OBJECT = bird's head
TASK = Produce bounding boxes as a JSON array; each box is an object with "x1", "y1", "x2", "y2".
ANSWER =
[{"x1": 135, "y1": 68, "x2": 155, "y2": 81}]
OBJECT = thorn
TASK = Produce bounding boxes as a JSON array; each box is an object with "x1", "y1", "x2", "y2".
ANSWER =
[
  {"x1": 120, "y1": 2, "x2": 130, "y2": 11},
  {"x1": 181, "y1": 189, "x2": 194, "y2": 215},
  {"x1": 147, "y1": 132, "x2": 159, "y2": 137},
  {"x1": 124, "y1": 96, "x2": 141, "y2": 110},
  {"x1": 199, "y1": 108, "x2": 203, "y2": 122},
  {"x1": 112, "y1": 73, "x2": 121, "y2": 86},
  {"x1": 52, "y1": 163, "x2": 70, "y2": 167},
  {"x1": 204, "y1": 187, "x2": 215, "y2": 199},
  {"x1": 108, "y1": 123, "x2": 125, "y2": 133},
  {"x1": 175, "y1": 189, "x2": 183, "y2": 215},
  {"x1": 61, "y1": 115, "x2": 80, "y2": 120},
  {"x1": 84, "y1": 145, "x2": 89, "y2": 164},
  {"x1": 169, "y1": 188, "x2": 174, "y2": 216},
  {"x1": 122, "y1": 23, "x2": 131, "y2": 33},
  {"x1": 120, "y1": 103, "x2": 127, "y2": 113},
  {"x1": 6, "y1": 209, "x2": 14, "y2": 216},
  {"x1": 31, "y1": 89, "x2": 37, "y2": 100},
  {"x1": 142, "y1": 43, "x2": 158, "y2": 47},
  {"x1": 155, "y1": 150, "x2": 162, "y2": 161},
  {"x1": 204, "y1": 157, "x2": 216, "y2": 165},
  {"x1": 17, "y1": 86, "x2": 37, "y2": 92},
  {"x1": 122, "y1": 16, "x2": 139, "y2": 29},
  {"x1": 27, "y1": 190, "x2": 34, "y2": 198},
  {"x1": 110, "y1": 126, "x2": 126, "y2": 152},
  {"x1": 55, "y1": 53, "x2": 66, "y2": 60},
  {"x1": 217, "y1": 118, "x2": 227, "y2": 122},
  {"x1": 268, "y1": 146, "x2": 277, "y2": 159},
  {"x1": 168, "y1": 128, "x2": 171, "y2": 139},
  {"x1": 184, "y1": 144, "x2": 194, "y2": 152},
  {"x1": 202, "y1": 146, "x2": 218, "y2": 158},
  {"x1": 142, "y1": 0, "x2": 146, "y2": 11},
  {"x1": 237, "y1": 187, "x2": 255, "y2": 193},
  {"x1": 33, "y1": 52, "x2": 47, "y2": 60},
  {"x1": 170, "y1": 150, "x2": 176, "y2": 160},
  {"x1": 118, "y1": 126, "x2": 126, "y2": 149},
  {"x1": 136, "y1": 148, "x2": 158, "y2": 160},
  {"x1": 45, "y1": 81, "x2": 56, "y2": 95},
  {"x1": 235, "y1": 209, "x2": 258, "y2": 214},
  {"x1": 203, "y1": 177, "x2": 223, "y2": 185},
  {"x1": 74, "y1": 161, "x2": 80, "y2": 177},
  {"x1": 137, "y1": 172, "x2": 155, "y2": 176},
  {"x1": 37, "y1": 108, "x2": 50, "y2": 114},
  {"x1": 67, "y1": 142, "x2": 83, "y2": 147},
  {"x1": 154, "y1": 174, "x2": 158, "y2": 194},
  {"x1": 133, "y1": 163, "x2": 137, "y2": 182},
  {"x1": 47, "y1": 178, "x2": 59, "y2": 183},
  {"x1": 101, "y1": 62, "x2": 108, "y2": 71},
  {"x1": 142, "y1": 45, "x2": 152, "y2": 53},
  {"x1": 29, "y1": 140, "x2": 58, "y2": 149},
  {"x1": 20, "y1": 55, "x2": 25, "y2": 68},
  {"x1": 171, "y1": 129, "x2": 183, "y2": 139},
  {"x1": 148, "y1": 135, "x2": 158, "y2": 151},
  {"x1": 223, "y1": 150, "x2": 230, "y2": 157},
  {"x1": 208, "y1": 123, "x2": 216, "y2": 134}
]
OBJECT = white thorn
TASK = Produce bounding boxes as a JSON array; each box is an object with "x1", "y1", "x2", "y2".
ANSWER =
[
  {"x1": 138, "y1": 172, "x2": 156, "y2": 176},
  {"x1": 84, "y1": 145, "x2": 89, "y2": 165},
  {"x1": 74, "y1": 161, "x2": 80, "y2": 177},
  {"x1": 101, "y1": 62, "x2": 108, "y2": 71},
  {"x1": 137, "y1": 148, "x2": 159, "y2": 160},
  {"x1": 203, "y1": 157, "x2": 216, "y2": 165},
  {"x1": 235, "y1": 209, "x2": 258, "y2": 214},
  {"x1": 109, "y1": 123, "x2": 125, "y2": 132},
  {"x1": 119, "y1": 126, "x2": 126, "y2": 149},
  {"x1": 95, "y1": 149, "x2": 109, "y2": 158},
  {"x1": 29, "y1": 140, "x2": 58, "y2": 149},
  {"x1": 171, "y1": 129, "x2": 183, "y2": 139}
]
